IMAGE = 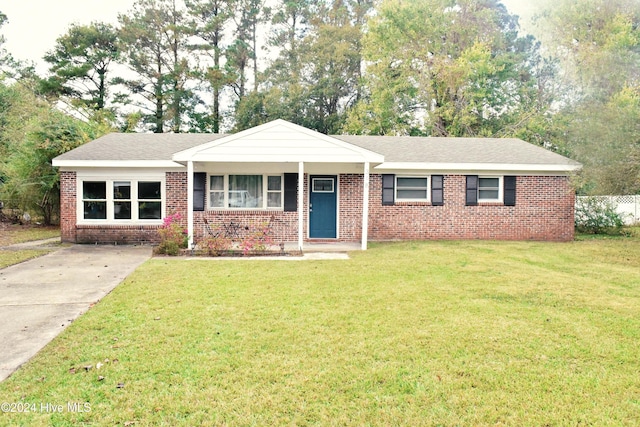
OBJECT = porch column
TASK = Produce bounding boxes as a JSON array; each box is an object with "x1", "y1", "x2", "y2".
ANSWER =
[
  {"x1": 362, "y1": 162, "x2": 370, "y2": 250},
  {"x1": 298, "y1": 161, "x2": 304, "y2": 251},
  {"x1": 187, "y1": 160, "x2": 194, "y2": 249}
]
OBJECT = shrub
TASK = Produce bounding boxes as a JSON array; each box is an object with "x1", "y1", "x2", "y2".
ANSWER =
[
  {"x1": 155, "y1": 212, "x2": 188, "y2": 255},
  {"x1": 575, "y1": 197, "x2": 625, "y2": 235},
  {"x1": 239, "y1": 221, "x2": 274, "y2": 255},
  {"x1": 200, "y1": 233, "x2": 233, "y2": 256}
]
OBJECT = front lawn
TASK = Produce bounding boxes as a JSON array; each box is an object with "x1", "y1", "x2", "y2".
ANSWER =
[{"x1": 1, "y1": 239, "x2": 639, "y2": 426}]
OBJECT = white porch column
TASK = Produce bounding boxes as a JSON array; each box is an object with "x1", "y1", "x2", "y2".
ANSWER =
[
  {"x1": 298, "y1": 161, "x2": 304, "y2": 251},
  {"x1": 187, "y1": 161, "x2": 194, "y2": 249},
  {"x1": 362, "y1": 162, "x2": 370, "y2": 250}
]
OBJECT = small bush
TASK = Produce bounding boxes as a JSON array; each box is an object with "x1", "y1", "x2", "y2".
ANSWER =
[
  {"x1": 200, "y1": 234, "x2": 233, "y2": 256},
  {"x1": 155, "y1": 212, "x2": 188, "y2": 255},
  {"x1": 239, "y1": 221, "x2": 274, "y2": 255},
  {"x1": 575, "y1": 197, "x2": 625, "y2": 235}
]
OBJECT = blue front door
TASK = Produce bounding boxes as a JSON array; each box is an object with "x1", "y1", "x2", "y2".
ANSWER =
[{"x1": 309, "y1": 176, "x2": 337, "y2": 238}]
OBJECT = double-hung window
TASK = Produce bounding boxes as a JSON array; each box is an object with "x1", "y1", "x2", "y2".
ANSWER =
[
  {"x1": 478, "y1": 177, "x2": 501, "y2": 202},
  {"x1": 396, "y1": 176, "x2": 429, "y2": 202},
  {"x1": 80, "y1": 178, "x2": 164, "y2": 222},
  {"x1": 209, "y1": 174, "x2": 283, "y2": 209}
]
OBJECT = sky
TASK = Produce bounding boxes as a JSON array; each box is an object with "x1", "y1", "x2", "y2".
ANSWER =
[{"x1": 1, "y1": 0, "x2": 539, "y2": 74}]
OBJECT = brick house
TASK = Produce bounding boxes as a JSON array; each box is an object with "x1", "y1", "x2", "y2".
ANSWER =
[{"x1": 52, "y1": 119, "x2": 581, "y2": 249}]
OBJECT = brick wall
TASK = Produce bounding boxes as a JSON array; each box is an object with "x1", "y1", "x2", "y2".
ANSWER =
[
  {"x1": 59, "y1": 171, "x2": 77, "y2": 243},
  {"x1": 60, "y1": 171, "x2": 575, "y2": 244},
  {"x1": 366, "y1": 174, "x2": 575, "y2": 241}
]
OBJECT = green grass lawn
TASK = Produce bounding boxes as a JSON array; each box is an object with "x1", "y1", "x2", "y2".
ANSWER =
[
  {"x1": 1, "y1": 239, "x2": 639, "y2": 426},
  {"x1": 0, "y1": 225, "x2": 60, "y2": 268}
]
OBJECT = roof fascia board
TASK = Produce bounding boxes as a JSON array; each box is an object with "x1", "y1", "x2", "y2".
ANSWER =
[
  {"x1": 374, "y1": 162, "x2": 582, "y2": 174},
  {"x1": 52, "y1": 160, "x2": 186, "y2": 168}
]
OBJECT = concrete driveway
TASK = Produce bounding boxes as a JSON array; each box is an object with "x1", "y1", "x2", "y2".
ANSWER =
[{"x1": 0, "y1": 244, "x2": 151, "y2": 382}]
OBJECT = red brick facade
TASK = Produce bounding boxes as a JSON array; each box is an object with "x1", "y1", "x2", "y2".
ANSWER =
[{"x1": 60, "y1": 171, "x2": 575, "y2": 244}]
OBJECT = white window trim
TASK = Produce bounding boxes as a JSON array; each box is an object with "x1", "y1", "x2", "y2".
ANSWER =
[
  {"x1": 395, "y1": 175, "x2": 431, "y2": 202},
  {"x1": 77, "y1": 176, "x2": 165, "y2": 225},
  {"x1": 208, "y1": 173, "x2": 284, "y2": 210},
  {"x1": 478, "y1": 176, "x2": 503, "y2": 203}
]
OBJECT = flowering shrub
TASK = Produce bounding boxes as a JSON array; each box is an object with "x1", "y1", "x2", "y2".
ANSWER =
[
  {"x1": 239, "y1": 221, "x2": 274, "y2": 255},
  {"x1": 201, "y1": 232, "x2": 233, "y2": 256},
  {"x1": 155, "y1": 212, "x2": 188, "y2": 255},
  {"x1": 575, "y1": 197, "x2": 624, "y2": 235}
]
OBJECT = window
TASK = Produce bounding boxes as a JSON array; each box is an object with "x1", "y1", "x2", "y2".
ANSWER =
[
  {"x1": 208, "y1": 174, "x2": 283, "y2": 209},
  {"x1": 80, "y1": 178, "x2": 163, "y2": 222},
  {"x1": 114, "y1": 181, "x2": 131, "y2": 220},
  {"x1": 312, "y1": 178, "x2": 334, "y2": 193},
  {"x1": 138, "y1": 181, "x2": 161, "y2": 219},
  {"x1": 396, "y1": 176, "x2": 429, "y2": 201},
  {"x1": 267, "y1": 176, "x2": 282, "y2": 208},
  {"x1": 209, "y1": 176, "x2": 224, "y2": 208},
  {"x1": 83, "y1": 181, "x2": 107, "y2": 219},
  {"x1": 478, "y1": 177, "x2": 501, "y2": 202}
]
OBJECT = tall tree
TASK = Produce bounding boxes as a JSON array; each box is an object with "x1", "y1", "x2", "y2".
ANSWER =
[
  {"x1": 536, "y1": 0, "x2": 640, "y2": 194},
  {"x1": 344, "y1": 0, "x2": 550, "y2": 137},
  {"x1": 41, "y1": 22, "x2": 119, "y2": 111},
  {"x1": 235, "y1": 0, "x2": 372, "y2": 133},
  {"x1": 117, "y1": 0, "x2": 197, "y2": 132},
  {"x1": 227, "y1": 0, "x2": 268, "y2": 100},
  {"x1": 187, "y1": 0, "x2": 236, "y2": 133}
]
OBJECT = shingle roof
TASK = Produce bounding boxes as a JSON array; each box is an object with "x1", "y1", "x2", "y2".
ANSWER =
[
  {"x1": 334, "y1": 135, "x2": 580, "y2": 166},
  {"x1": 54, "y1": 133, "x2": 227, "y2": 161},
  {"x1": 53, "y1": 130, "x2": 580, "y2": 169}
]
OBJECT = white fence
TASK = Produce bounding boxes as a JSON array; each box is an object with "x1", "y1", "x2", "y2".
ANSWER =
[{"x1": 576, "y1": 195, "x2": 640, "y2": 225}]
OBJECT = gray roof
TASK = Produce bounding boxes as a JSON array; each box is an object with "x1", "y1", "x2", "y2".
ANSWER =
[
  {"x1": 54, "y1": 133, "x2": 227, "y2": 161},
  {"x1": 54, "y1": 131, "x2": 580, "y2": 168},
  {"x1": 334, "y1": 135, "x2": 580, "y2": 166}
]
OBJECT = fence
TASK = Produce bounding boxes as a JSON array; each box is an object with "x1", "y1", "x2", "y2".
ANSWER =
[{"x1": 576, "y1": 195, "x2": 640, "y2": 225}]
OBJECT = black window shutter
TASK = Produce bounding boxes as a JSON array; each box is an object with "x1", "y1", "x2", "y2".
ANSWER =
[
  {"x1": 431, "y1": 175, "x2": 444, "y2": 206},
  {"x1": 466, "y1": 175, "x2": 478, "y2": 206},
  {"x1": 382, "y1": 174, "x2": 395, "y2": 206},
  {"x1": 504, "y1": 176, "x2": 516, "y2": 206},
  {"x1": 284, "y1": 173, "x2": 298, "y2": 212},
  {"x1": 193, "y1": 172, "x2": 206, "y2": 211}
]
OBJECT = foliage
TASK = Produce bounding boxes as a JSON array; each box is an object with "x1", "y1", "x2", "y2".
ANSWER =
[
  {"x1": 535, "y1": 0, "x2": 640, "y2": 194},
  {"x1": 200, "y1": 232, "x2": 233, "y2": 255},
  {"x1": 238, "y1": 221, "x2": 274, "y2": 254},
  {"x1": 155, "y1": 212, "x2": 188, "y2": 255},
  {"x1": 116, "y1": 0, "x2": 199, "y2": 133},
  {"x1": 41, "y1": 22, "x2": 120, "y2": 111},
  {"x1": 575, "y1": 196, "x2": 625, "y2": 235},
  {"x1": 2, "y1": 240, "x2": 640, "y2": 425},
  {"x1": 344, "y1": 0, "x2": 551, "y2": 138},
  {"x1": 0, "y1": 81, "x2": 108, "y2": 224}
]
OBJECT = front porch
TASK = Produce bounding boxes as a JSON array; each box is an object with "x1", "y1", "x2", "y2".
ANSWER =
[{"x1": 173, "y1": 120, "x2": 384, "y2": 252}]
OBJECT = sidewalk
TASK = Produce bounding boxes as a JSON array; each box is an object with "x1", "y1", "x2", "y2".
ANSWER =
[{"x1": 0, "y1": 244, "x2": 152, "y2": 382}]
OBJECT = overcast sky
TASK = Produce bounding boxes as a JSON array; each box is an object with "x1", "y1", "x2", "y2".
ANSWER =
[{"x1": 1, "y1": 0, "x2": 538, "y2": 74}]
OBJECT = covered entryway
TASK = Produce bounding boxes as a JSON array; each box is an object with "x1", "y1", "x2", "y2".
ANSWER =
[
  {"x1": 173, "y1": 120, "x2": 384, "y2": 251},
  {"x1": 309, "y1": 176, "x2": 337, "y2": 238}
]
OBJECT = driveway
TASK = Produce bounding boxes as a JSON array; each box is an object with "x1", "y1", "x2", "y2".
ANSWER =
[{"x1": 0, "y1": 244, "x2": 151, "y2": 382}]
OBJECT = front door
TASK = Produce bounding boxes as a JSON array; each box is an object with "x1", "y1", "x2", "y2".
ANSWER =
[{"x1": 309, "y1": 176, "x2": 337, "y2": 238}]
